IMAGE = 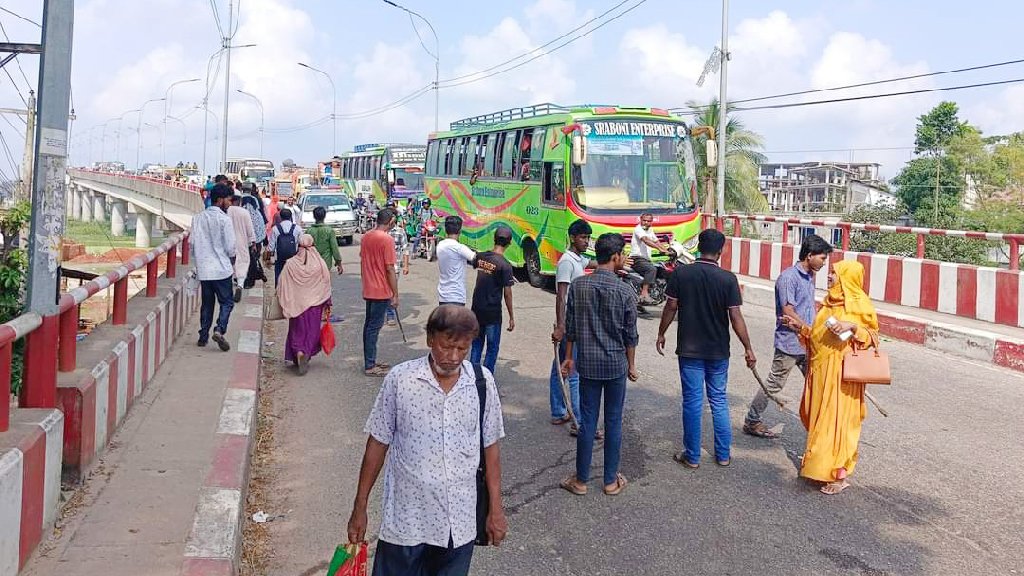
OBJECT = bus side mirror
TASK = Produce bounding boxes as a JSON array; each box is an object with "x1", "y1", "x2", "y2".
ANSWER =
[
  {"x1": 387, "y1": 169, "x2": 396, "y2": 184},
  {"x1": 705, "y1": 140, "x2": 718, "y2": 168},
  {"x1": 572, "y1": 134, "x2": 587, "y2": 166}
]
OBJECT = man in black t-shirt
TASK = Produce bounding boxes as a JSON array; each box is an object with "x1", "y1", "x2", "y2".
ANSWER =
[
  {"x1": 470, "y1": 226, "x2": 516, "y2": 375},
  {"x1": 656, "y1": 229, "x2": 756, "y2": 469}
]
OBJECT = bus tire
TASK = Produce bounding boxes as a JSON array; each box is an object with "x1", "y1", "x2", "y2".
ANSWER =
[{"x1": 522, "y1": 240, "x2": 547, "y2": 288}]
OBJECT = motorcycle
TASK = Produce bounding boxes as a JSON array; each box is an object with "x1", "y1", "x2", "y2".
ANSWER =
[
  {"x1": 621, "y1": 240, "x2": 694, "y2": 312},
  {"x1": 356, "y1": 206, "x2": 377, "y2": 234},
  {"x1": 418, "y1": 218, "x2": 438, "y2": 260}
]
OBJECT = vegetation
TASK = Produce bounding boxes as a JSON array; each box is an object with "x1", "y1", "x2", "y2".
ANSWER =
[
  {"x1": 686, "y1": 98, "x2": 769, "y2": 214},
  {"x1": 65, "y1": 220, "x2": 152, "y2": 253},
  {"x1": 0, "y1": 201, "x2": 31, "y2": 395}
]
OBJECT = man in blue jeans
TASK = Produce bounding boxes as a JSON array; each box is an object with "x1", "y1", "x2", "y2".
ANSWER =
[
  {"x1": 470, "y1": 226, "x2": 516, "y2": 374},
  {"x1": 656, "y1": 229, "x2": 756, "y2": 468},
  {"x1": 550, "y1": 219, "x2": 594, "y2": 436},
  {"x1": 360, "y1": 208, "x2": 399, "y2": 377},
  {"x1": 190, "y1": 184, "x2": 237, "y2": 352},
  {"x1": 559, "y1": 233, "x2": 638, "y2": 497}
]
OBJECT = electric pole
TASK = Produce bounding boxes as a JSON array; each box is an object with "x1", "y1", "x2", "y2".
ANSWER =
[
  {"x1": 220, "y1": 0, "x2": 233, "y2": 173},
  {"x1": 715, "y1": 0, "x2": 730, "y2": 221},
  {"x1": 18, "y1": 91, "x2": 36, "y2": 202}
]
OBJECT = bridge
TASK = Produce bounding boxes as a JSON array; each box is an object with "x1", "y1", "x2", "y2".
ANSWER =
[{"x1": 1, "y1": 173, "x2": 1022, "y2": 575}]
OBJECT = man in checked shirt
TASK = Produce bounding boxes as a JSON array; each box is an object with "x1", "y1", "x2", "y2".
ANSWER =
[{"x1": 559, "y1": 233, "x2": 639, "y2": 497}]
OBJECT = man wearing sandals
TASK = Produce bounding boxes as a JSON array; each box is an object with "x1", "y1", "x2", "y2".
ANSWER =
[
  {"x1": 742, "y1": 234, "x2": 832, "y2": 439},
  {"x1": 560, "y1": 234, "x2": 639, "y2": 497},
  {"x1": 360, "y1": 208, "x2": 400, "y2": 377}
]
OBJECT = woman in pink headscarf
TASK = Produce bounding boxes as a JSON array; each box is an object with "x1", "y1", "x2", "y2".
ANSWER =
[{"x1": 277, "y1": 234, "x2": 333, "y2": 375}]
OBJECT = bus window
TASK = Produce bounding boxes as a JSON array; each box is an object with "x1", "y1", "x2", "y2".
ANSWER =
[
  {"x1": 372, "y1": 156, "x2": 381, "y2": 181},
  {"x1": 518, "y1": 130, "x2": 532, "y2": 181},
  {"x1": 529, "y1": 127, "x2": 546, "y2": 181},
  {"x1": 458, "y1": 137, "x2": 472, "y2": 176},
  {"x1": 443, "y1": 139, "x2": 455, "y2": 175},
  {"x1": 476, "y1": 135, "x2": 489, "y2": 176},
  {"x1": 427, "y1": 141, "x2": 440, "y2": 176},
  {"x1": 543, "y1": 162, "x2": 565, "y2": 205},
  {"x1": 493, "y1": 132, "x2": 505, "y2": 177},
  {"x1": 501, "y1": 132, "x2": 516, "y2": 178}
]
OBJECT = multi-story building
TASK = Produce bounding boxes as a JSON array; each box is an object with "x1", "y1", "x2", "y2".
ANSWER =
[{"x1": 758, "y1": 161, "x2": 895, "y2": 214}]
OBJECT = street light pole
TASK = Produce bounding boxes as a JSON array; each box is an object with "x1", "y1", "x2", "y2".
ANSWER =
[
  {"x1": 714, "y1": 0, "x2": 730, "y2": 220},
  {"x1": 136, "y1": 97, "x2": 164, "y2": 170},
  {"x1": 236, "y1": 89, "x2": 264, "y2": 158},
  {"x1": 381, "y1": 0, "x2": 439, "y2": 131},
  {"x1": 117, "y1": 108, "x2": 140, "y2": 163},
  {"x1": 298, "y1": 62, "x2": 336, "y2": 154},
  {"x1": 220, "y1": 0, "x2": 235, "y2": 172},
  {"x1": 162, "y1": 78, "x2": 200, "y2": 164}
]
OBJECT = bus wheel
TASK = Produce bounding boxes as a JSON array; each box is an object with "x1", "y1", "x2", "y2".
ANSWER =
[{"x1": 522, "y1": 240, "x2": 546, "y2": 288}]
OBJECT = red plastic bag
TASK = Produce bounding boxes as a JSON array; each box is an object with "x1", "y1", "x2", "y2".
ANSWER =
[
  {"x1": 321, "y1": 321, "x2": 336, "y2": 356},
  {"x1": 326, "y1": 542, "x2": 367, "y2": 576}
]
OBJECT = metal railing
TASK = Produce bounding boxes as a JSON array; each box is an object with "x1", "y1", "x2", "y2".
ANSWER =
[
  {"x1": 449, "y1": 103, "x2": 572, "y2": 129},
  {"x1": 703, "y1": 214, "x2": 1023, "y2": 270},
  {"x1": 1, "y1": 232, "x2": 189, "y2": 432},
  {"x1": 76, "y1": 168, "x2": 205, "y2": 195}
]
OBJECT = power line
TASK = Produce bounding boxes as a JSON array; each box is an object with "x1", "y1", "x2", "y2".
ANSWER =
[
  {"x1": 208, "y1": 0, "x2": 225, "y2": 37},
  {"x1": 0, "y1": 6, "x2": 40, "y2": 27},
  {"x1": 0, "y1": 130, "x2": 19, "y2": 179},
  {"x1": 0, "y1": 19, "x2": 33, "y2": 92}
]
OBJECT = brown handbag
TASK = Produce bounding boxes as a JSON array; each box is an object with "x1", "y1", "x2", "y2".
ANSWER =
[{"x1": 842, "y1": 330, "x2": 891, "y2": 385}]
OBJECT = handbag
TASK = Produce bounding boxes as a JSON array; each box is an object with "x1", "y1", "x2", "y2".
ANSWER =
[
  {"x1": 472, "y1": 363, "x2": 490, "y2": 546},
  {"x1": 320, "y1": 321, "x2": 336, "y2": 356},
  {"x1": 265, "y1": 288, "x2": 285, "y2": 321},
  {"x1": 842, "y1": 330, "x2": 891, "y2": 385}
]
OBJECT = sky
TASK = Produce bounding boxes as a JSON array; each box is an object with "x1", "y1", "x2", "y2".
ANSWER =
[{"x1": 2, "y1": 0, "x2": 1024, "y2": 182}]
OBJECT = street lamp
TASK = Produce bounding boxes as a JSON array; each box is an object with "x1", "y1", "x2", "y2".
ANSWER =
[
  {"x1": 203, "y1": 44, "x2": 256, "y2": 176},
  {"x1": 136, "y1": 97, "x2": 165, "y2": 169},
  {"x1": 298, "y1": 62, "x2": 336, "y2": 154},
  {"x1": 236, "y1": 89, "x2": 264, "y2": 158},
  {"x1": 162, "y1": 78, "x2": 200, "y2": 164},
  {"x1": 117, "y1": 108, "x2": 140, "y2": 162},
  {"x1": 381, "y1": 0, "x2": 439, "y2": 131}
]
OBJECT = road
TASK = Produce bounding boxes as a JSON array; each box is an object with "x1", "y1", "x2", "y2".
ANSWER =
[{"x1": 252, "y1": 238, "x2": 1024, "y2": 576}]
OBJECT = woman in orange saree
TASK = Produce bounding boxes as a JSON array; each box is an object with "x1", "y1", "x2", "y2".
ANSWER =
[{"x1": 781, "y1": 260, "x2": 879, "y2": 495}]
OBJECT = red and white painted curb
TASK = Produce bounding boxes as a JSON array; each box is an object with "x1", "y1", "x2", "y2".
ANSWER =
[
  {"x1": 739, "y1": 280, "x2": 1024, "y2": 373},
  {"x1": 722, "y1": 237, "x2": 1024, "y2": 328},
  {"x1": 0, "y1": 409, "x2": 63, "y2": 575},
  {"x1": 181, "y1": 287, "x2": 264, "y2": 576},
  {"x1": 58, "y1": 281, "x2": 198, "y2": 482}
]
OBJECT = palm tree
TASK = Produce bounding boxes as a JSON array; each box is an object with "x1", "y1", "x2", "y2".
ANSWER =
[{"x1": 686, "y1": 98, "x2": 769, "y2": 213}]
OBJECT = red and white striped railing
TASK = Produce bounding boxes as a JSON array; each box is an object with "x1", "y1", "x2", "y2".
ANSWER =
[{"x1": 79, "y1": 169, "x2": 205, "y2": 195}]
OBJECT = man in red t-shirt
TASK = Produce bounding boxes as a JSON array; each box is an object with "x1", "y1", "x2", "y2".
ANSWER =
[{"x1": 360, "y1": 208, "x2": 400, "y2": 376}]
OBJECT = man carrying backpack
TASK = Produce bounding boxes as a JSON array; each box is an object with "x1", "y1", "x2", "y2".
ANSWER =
[{"x1": 269, "y1": 207, "x2": 303, "y2": 282}]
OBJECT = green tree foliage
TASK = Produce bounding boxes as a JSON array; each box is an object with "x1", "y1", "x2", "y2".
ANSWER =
[
  {"x1": 914, "y1": 101, "x2": 969, "y2": 155},
  {"x1": 0, "y1": 201, "x2": 31, "y2": 395},
  {"x1": 847, "y1": 201, "x2": 917, "y2": 256},
  {"x1": 891, "y1": 156, "x2": 963, "y2": 215},
  {"x1": 686, "y1": 98, "x2": 769, "y2": 214}
]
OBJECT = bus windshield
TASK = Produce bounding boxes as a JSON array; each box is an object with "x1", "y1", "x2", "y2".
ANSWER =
[
  {"x1": 394, "y1": 169, "x2": 424, "y2": 191},
  {"x1": 243, "y1": 169, "x2": 274, "y2": 182},
  {"x1": 572, "y1": 120, "x2": 697, "y2": 215},
  {"x1": 304, "y1": 194, "x2": 351, "y2": 212}
]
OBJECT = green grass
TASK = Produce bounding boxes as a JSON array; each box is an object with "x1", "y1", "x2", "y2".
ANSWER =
[{"x1": 65, "y1": 220, "x2": 158, "y2": 254}]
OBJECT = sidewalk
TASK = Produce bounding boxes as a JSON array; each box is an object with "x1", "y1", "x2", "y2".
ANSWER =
[{"x1": 22, "y1": 288, "x2": 264, "y2": 576}]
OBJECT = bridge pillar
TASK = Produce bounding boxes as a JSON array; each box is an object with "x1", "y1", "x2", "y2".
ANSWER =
[
  {"x1": 135, "y1": 210, "x2": 154, "y2": 248},
  {"x1": 110, "y1": 200, "x2": 128, "y2": 236},
  {"x1": 71, "y1": 184, "x2": 82, "y2": 220},
  {"x1": 93, "y1": 192, "x2": 107, "y2": 221},
  {"x1": 80, "y1": 189, "x2": 93, "y2": 222}
]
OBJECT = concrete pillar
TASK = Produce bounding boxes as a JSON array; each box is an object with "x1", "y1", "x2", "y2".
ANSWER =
[
  {"x1": 92, "y1": 193, "x2": 107, "y2": 222},
  {"x1": 80, "y1": 190, "x2": 93, "y2": 222},
  {"x1": 66, "y1": 184, "x2": 75, "y2": 218},
  {"x1": 71, "y1": 185, "x2": 82, "y2": 220},
  {"x1": 110, "y1": 200, "x2": 127, "y2": 236},
  {"x1": 135, "y1": 210, "x2": 153, "y2": 248}
]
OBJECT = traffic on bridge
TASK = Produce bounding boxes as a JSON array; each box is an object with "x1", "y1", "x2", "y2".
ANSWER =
[{"x1": 2, "y1": 1, "x2": 1024, "y2": 576}]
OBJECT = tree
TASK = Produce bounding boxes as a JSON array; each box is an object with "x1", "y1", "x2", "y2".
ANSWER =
[
  {"x1": 891, "y1": 156, "x2": 963, "y2": 214},
  {"x1": 914, "y1": 101, "x2": 968, "y2": 155},
  {"x1": 0, "y1": 201, "x2": 30, "y2": 394},
  {"x1": 686, "y1": 98, "x2": 769, "y2": 213}
]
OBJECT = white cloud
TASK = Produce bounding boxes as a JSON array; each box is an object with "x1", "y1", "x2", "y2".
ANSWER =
[
  {"x1": 966, "y1": 85, "x2": 1024, "y2": 137},
  {"x1": 615, "y1": 24, "x2": 709, "y2": 107}
]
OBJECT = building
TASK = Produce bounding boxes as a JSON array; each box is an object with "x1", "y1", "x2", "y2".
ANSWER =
[{"x1": 758, "y1": 161, "x2": 895, "y2": 214}]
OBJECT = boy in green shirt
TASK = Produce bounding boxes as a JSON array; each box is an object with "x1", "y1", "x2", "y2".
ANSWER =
[{"x1": 308, "y1": 206, "x2": 344, "y2": 274}]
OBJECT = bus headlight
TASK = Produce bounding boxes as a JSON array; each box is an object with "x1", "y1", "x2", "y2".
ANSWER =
[{"x1": 682, "y1": 235, "x2": 699, "y2": 252}]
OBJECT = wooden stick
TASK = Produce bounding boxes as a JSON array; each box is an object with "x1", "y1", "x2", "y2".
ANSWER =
[{"x1": 864, "y1": 390, "x2": 889, "y2": 417}]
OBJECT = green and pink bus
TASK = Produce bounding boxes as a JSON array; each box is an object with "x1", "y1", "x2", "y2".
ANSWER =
[{"x1": 424, "y1": 104, "x2": 702, "y2": 286}]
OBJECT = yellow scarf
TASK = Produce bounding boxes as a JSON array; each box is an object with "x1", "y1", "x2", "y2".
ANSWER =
[{"x1": 821, "y1": 260, "x2": 878, "y2": 331}]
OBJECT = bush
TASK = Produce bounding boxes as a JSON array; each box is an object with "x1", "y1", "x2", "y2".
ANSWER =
[{"x1": 0, "y1": 201, "x2": 30, "y2": 395}]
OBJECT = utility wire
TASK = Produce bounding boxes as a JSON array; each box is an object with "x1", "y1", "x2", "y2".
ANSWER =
[
  {"x1": 0, "y1": 20, "x2": 33, "y2": 92},
  {"x1": 208, "y1": 0, "x2": 225, "y2": 37},
  {"x1": 0, "y1": 6, "x2": 40, "y2": 27},
  {"x1": 0, "y1": 130, "x2": 19, "y2": 179}
]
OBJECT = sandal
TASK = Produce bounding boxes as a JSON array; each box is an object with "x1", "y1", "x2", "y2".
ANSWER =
[
  {"x1": 603, "y1": 473, "x2": 628, "y2": 496},
  {"x1": 551, "y1": 415, "x2": 572, "y2": 426},
  {"x1": 820, "y1": 480, "x2": 850, "y2": 495},
  {"x1": 673, "y1": 451, "x2": 699, "y2": 469},
  {"x1": 365, "y1": 365, "x2": 389, "y2": 377},
  {"x1": 742, "y1": 422, "x2": 778, "y2": 439},
  {"x1": 568, "y1": 425, "x2": 603, "y2": 440},
  {"x1": 560, "y1": 476, "x2": 587, "y2": 496},
  {"x1": 716, "y1": 458, "x2": 731, "y2": 467}
]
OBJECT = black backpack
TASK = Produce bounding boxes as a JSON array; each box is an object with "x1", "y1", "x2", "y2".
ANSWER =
[{"x1": 275, "y1": 223, "x2": 298, "y2": 261}]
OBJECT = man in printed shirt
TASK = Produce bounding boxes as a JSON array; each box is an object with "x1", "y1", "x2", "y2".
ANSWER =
[
  {"x1": 190, "y1": 184, "x2": 237, "y2": 352},
  {"x1": 348, "y1": 305, "x2": 507, "y2": 576}
]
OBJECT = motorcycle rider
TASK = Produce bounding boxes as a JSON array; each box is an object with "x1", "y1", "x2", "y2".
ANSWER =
[
  {"x1": 411, "y1": 198, "x2": 439, "y2": 257},
  {"x1": 631, "y1": 213, "x2": 669, "y2": 307}
]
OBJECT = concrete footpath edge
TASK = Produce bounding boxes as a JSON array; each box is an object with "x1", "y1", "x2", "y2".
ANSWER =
[
  {"x1": 739, "y1": 280, "x2": 1024, "y2": 373},
  {"x1": 181, "y1": 286, "x2": 265, "y2": 576}
]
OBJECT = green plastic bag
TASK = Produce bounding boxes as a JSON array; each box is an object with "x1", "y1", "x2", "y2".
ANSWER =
[{"x1": 327, "y1": 542, "x2": 367, "y2": 576}]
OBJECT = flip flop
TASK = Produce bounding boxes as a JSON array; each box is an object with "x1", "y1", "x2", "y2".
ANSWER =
[
  {"x1": 673, "y1": 451, "x2": 699, "y2": 469},
  {"x1": 551, "y1": 415, "x2": 572, "y2": 425},
  {"x1": 603, "y1": 473, "x2": 628, "y2": 496},
  {"x1": 560, "y1": 476, "x2": 587, "y2": 496},
  {"x1": 820, "y1": 480, "x2": 850, "y2": 495}
]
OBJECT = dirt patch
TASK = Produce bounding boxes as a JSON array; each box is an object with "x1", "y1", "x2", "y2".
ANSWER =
[{"x1": 68, "y1": 248, "x2": 169, "y2": 268}]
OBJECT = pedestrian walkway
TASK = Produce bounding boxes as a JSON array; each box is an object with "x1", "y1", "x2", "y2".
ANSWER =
[{"x1": 22, "y1": 289, "x2": 263, "y2": 576}]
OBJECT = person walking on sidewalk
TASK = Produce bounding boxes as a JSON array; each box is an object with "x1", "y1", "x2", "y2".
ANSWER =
[
  {"x1": 227, "y1": 192, "x2": 256, "y2": 302},
  {"x1": 656, "y1": 229, "x2": 756, "y2": 468},
  {"x1": 436, "y1": 215, "x2": 477, "y2": 306},
  {"x1": 386, "y1": 201, "x2": 410, "y2": 326},
  {"x1": 307, "y1": 206, "x2": 344, "y2": 275},
  {"x1": 361, "y1": 208, "x2": 400, "y2": 377},
  {"x1": 278, "y1": 234, "x2": 333, "y2": 376},
  {"x1": 550, "y1": 219, "x2": 595, "y2": 437},
  {"x1": 190, "y1": 184, "x2": 237, "y2": 352},
  {"x1": 560, "y1": 233, "x2": 639, "y2": 497},
  {"x1": 269, "y1": 208, "x2": 303, "y2": 283},
  {"x1": 348, "y1": 305, "x2": 507, "y2": 576},
  {"x1": 470, "y1": 226, "x2": 516, "y2": 375},
  {"x1": 743, "y1": 234, "x2": 832, "y2": 439}
]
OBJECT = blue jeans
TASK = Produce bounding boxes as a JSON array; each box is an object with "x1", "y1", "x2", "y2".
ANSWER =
[
  {"x1": 363, "y1": 299, "x2": 389, "y2": 370},
  {"x1": 575, "y1": 375, "x2": 626, "y2": 486},
  {"x1": 372, "y1": 538, "x2": 474, "y2": 576},
  {"x1": 678, "y1": 357, "x2": 732, "y2": 464},
  {"x1": 386, "y1": 275, "x2": 400, "y2": 321},
  {"x1": 470, "y1": 321, "x2": 502, "y2": 375},
  {"x1": 549, "y1": 339, "x2": 580, "y2": 420},
  {"x1": 199, "y1": 276, "x2": 234, "y2": 341}
]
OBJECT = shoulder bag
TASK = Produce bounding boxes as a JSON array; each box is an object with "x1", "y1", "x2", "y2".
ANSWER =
[
  {"x1": 842, "y1": 330, "x2": 891, "y2": 385},
  {"x1": 472, "y1": 363, "x2": 490, "y2": 546}
]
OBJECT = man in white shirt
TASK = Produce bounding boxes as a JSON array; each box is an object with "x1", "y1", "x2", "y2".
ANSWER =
[
  {"x1": 435, "y1": 216, "x2": 477, "y2": 306},
  {"x1": 630, "y1": 212, "x2": 669, "y2": 305},
  {"x1": 268, "y1": 208, "x2": 303, "y2": 282},
  {"x1": 347, "y1": 305, "x2": 507, "y2": 576},
  {"x1": 190, "y1": 184, "x2": 237, "y2": 351}
]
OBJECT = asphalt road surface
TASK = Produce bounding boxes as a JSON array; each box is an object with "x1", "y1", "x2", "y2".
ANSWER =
[{"x1": 253, "y1": 238, "x2": 1024, "y2": 576}]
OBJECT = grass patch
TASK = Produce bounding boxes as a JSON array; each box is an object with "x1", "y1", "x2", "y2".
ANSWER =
[{"x1": 65, "y1": 220, "x2": 157, "y2": 254}]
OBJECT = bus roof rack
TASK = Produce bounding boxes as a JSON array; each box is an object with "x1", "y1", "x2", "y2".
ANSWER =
[{"x1": 449, "y1": 103, "x2": 578, "y2": 129}]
